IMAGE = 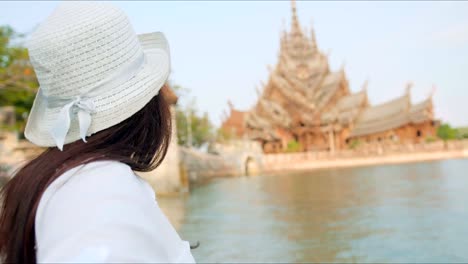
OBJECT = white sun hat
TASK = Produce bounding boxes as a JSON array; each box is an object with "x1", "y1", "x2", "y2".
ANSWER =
[{"x1": 24, "y1": 1, "x2": 171, "y2": 150}]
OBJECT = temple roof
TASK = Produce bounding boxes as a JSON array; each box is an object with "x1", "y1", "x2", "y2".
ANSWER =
[
  {"x1": 270, "y1": 73, "x2": 315, "y2": 111},
  {"x1": 409, "y1": 97, "x2": 434, "y2": 124},
  {"x1": 336, "y1": 89, "x2": 367, "y2": 111},
  {"x1": 224, "y1": 109, "x2": 246, "y2": 126},
  {"x1": 248, "y1": 128, "x2": 280, "y2": 141},
  {"x1": 321, "y1": 88, "x2": 368, "y2": 125},
  {"x1": 349, "y1": 92, "x2": 433, "y2": 137},
  {"x1": 245, "y1": 110, "x2": 272, "y2": 130},
  {"x1": 221, "y1": 106, "x2": 248, "y2": 138},
  {"x1": 362, "y1": 92, "x2": 409, "y2": 120},
  {"x1": 313, "y1": 70, "x2": 346, "y2": 109},
  {"x1": 258, "y1": 98, "x2": 292, "y2": 127},
  {"x1": 321, "y1": 71, "x2": 343, "y2": 88}
]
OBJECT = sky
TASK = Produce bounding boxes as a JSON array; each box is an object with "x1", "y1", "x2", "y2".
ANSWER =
[{"x1": 1, "y1": 1, "x2": 468, "y2": 127}]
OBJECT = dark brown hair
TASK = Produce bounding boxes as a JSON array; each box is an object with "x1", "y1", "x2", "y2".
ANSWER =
[{"x1": 0, "y1": 86, "x2": 172, "y2": 263}]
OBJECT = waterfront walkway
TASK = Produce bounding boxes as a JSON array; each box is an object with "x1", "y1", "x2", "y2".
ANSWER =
[{"x1": 261, "y1": 140, "x2": 468, "y2": 173}]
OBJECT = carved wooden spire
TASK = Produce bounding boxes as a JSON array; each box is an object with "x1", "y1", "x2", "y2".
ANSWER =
[
  {"x1": 405, "y1": 82, "x2": 413, "y2": 110},
  {"x1": 281, "y1": 18, "x2": 287, "y2": 36},
  {"x1": 405, "y1": 81, "x2": 414, "y2": 95},
  {"x1": 255, "y1": 85, "x2": 262, "y2": 98},
  {"x1": 362, "y1": 79, "x2": 369, "y2": 91},
  {"x1": 291, "y1": 0, "x2": 297, "y2": 20},
  {"x1": 290, "y1": 0, "x2": 301, "y2": 35},
  {"x1": 429, "y1": 84, "x2": 436, "y2": 99},
  {"x1": 310, "y1": 20, "x2": 317, "y2": 51}
]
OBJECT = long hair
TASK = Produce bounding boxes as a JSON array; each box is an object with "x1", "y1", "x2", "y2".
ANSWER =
[{"x1": 0, "y1": 87, "x2": 172, "y2": 263}]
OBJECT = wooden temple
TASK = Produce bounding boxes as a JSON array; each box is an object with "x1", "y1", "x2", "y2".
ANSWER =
[{"x1": 221, "y1": 0, "x2": 438, "y2": 153}]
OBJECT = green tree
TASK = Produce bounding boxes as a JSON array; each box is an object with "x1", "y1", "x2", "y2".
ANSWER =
[
  {"x1": 437, "y1": 123, "x2": 458, "y2": 141},
  {"x1": 0, "y1": 25, "x2": 39, "y2": 135},
  {"x1": 171, "y1": 83, "x2": 214, "y2": 148}
]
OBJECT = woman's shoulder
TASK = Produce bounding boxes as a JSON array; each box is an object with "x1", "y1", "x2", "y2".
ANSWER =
[
  {"x1": 52, "y1": 160, "x2": 150, "y2": 195},
  {"x1": 66, "y1": 160, "x2": 135, "y2": 181},
  {"x1": 37, "y1": 160, "x2": 155, "y2": 228}
]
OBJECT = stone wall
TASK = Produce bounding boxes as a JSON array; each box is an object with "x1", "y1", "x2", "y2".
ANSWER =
[
  {"x1": 179, "y1": 140, "x2": 264, "y2": 185},
  {"x1": 179, "y1": 147, "x2": 239, "y2": 184}
]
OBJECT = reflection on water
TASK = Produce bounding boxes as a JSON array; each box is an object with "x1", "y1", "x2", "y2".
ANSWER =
[{"x1": 158, "y1": 159, "x2": 468, "y2": 263}]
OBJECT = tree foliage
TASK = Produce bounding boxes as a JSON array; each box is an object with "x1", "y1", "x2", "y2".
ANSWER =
[
  {"x1": 437, "y1": 123, "x2": 458, "y2": 141},
  {"x1": 0, "y1": 25, "x2": 39, "y2": 134},
  {"x1": 171, "y1": 84, "x2": 215, "y2": 148}
]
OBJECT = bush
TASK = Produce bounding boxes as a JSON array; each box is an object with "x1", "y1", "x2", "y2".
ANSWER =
[
  {"x1": 456, "y1": 127, "x2": 468, "y2": 139},
  {"x1": 286, "y1": 140, "x2": 301, "y2": 152},
  {"x1": 349, "y1": 139, "x2": 360, "y2": 149}
]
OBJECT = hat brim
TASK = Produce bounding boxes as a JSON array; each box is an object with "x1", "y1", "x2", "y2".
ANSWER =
[{"x1": 25, "y1": 32, "x2": 171, "y2": 147}]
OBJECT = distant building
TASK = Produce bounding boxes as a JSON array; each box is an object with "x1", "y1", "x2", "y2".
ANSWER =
[
  {"x1": 221, "y1": 0, "x2": 438, "y2": 153},
  {"x1": 221, "y1": 101, "x2": 247, "y2": 139}
]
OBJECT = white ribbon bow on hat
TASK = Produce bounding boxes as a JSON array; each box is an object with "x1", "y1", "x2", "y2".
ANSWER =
[
  {"x1": 50, "y1": 96, "x2": 95, "y2": 151},
  {"x1": 47, "y1": 95, "x2": 96, "y2": 151}
]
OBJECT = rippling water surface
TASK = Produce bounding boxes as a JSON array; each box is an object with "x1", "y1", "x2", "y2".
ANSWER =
[{"x1": 158, "y1": 159, "x2": 468, "y2": 263}]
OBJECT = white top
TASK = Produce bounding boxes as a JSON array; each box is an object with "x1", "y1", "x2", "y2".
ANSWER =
[{"x1": 35, "y1": 160, "x2": 195, "y2": 263}]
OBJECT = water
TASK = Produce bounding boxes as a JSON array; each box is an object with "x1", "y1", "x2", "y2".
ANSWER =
[{"x1": 158, "y1": 159, "x2": 468, "y2": 263}]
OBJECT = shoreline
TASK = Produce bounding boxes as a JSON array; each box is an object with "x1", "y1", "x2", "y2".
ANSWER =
[{"x1": 261, "y1": 149, "x2": 468, "y2": 175}]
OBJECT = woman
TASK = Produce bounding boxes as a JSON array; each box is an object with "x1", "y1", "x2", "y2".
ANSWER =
[{"x1": 0, "y1": 2, "x2": 195, "y2": 263}]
